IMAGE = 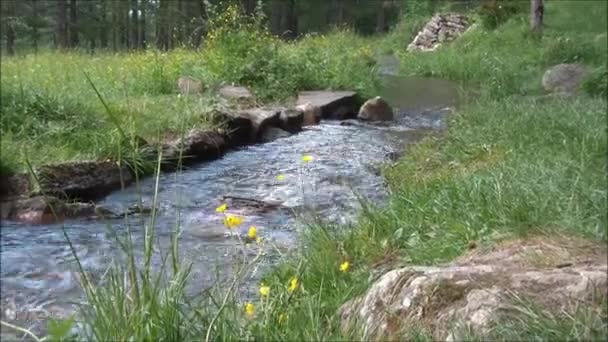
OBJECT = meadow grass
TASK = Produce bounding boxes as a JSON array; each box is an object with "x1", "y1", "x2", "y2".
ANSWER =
[{"x1": 0, "y1": 4, "x2": 378, "y2": 174}]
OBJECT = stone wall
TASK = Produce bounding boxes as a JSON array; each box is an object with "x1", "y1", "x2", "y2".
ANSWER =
[{"x1": 407, "y1": 13, "x2": 472, "y2": 52}]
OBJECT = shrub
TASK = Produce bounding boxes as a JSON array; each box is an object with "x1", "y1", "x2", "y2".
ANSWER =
[{"x1": 582, "y1": 66, "x2": 608, "y2": 98}]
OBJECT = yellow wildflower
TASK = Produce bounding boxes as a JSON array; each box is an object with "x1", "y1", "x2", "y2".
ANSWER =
[
  {"x1": 215, "y1": 203, "x2": 227, "y2": 213},
  {"x1": 247, "y1": 226, "x2": 257, "y2": 239},
  {"x1": 287, "y1": 277, "x2": 298, "y2": 293},
  {"x1": 276, "y1": 174, "x2": 284, "y2": 181},
  {"x1": 278, "y1": 313, "x2": 287, "y2": 324},
  {"x1": 259, "y1": 283, "x2": 270, "y2": 297},
  {"x1": 301, "y1": 155, "x2": 313, "y2": 163},
  {"x1": 244, "y1": 302, "x2": 254, "y2": 317},
  {"x1": 223, "y1": 214, "x2": 243, "y2": 229},
  {"x1": 339, "y1": 261, "x2": 350, "y2": 273}
]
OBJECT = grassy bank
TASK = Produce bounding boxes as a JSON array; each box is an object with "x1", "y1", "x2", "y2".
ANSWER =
[
  {"x1": 3, "y1": 0, "x2": 606, "y2": 340},
  {"x1": 192, "y1": 1, "x2": 607, "y2": 340},
  {"x1": 0, "y1": 4, "x2": 378, "y2": 174}
]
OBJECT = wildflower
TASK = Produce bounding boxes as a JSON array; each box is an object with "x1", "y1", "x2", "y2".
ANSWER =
[
  {"x1": 215, "y1": 203, "x2": 227, "y2": 213},
  {"x1": 259, "y1": 283, "x2": 270, "y2": 297},
  {"x1": 247, "y1": 226, "x2": 257, "y2": 239},
  {"x1": 223, "y1": 214, "x2": 243, "y2": 229},
  {"x1": 301, "y1": 155, "x2": 313, "y2": 163},
  {"x1": 287, "y1": 277, "x2": 298, "y2": 293},
  {"x1": 276, "y1": 174, "x2": 284, "y2": 181},
  {"x1": 339, "y1": 261, "x2": 350, "y2": 273},
  {"x1": 244, "y1": 302, "x2": 254, "y2": 317},
  {"x1": 278, "y1": 313, "x2": 287, "y2": 324}
]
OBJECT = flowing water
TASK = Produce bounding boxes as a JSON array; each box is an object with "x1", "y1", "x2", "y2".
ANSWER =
[{"x1": 0, "y1": 56, "x2": 458, "y2": 337}]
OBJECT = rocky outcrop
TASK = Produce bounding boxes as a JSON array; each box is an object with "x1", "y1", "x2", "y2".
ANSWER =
[
  {"x1": 279, "y1": 108, "x2": 304, "y2": 133},
  {"x1": 358, "y1": 96, "x2": 394, "y2": 121},
  {"x1": 339, "y1": 237, "x2": 607, "y2": 340},
  {"x1": 177, "y1": 76, "x2": 204, "y2": 95},
  {"x1": 153, "y1": 129, "x2": 227, "y2": 169},
  {"x1": 542, "y1": 63, "x2": 587, "y2": 96},
  {"x1": 296, "y1": 102, "x2": 322, "y2": 126},
  {"x1": 296, "y1": 91, "x2": 362, "y2": 120},
  {"x1": 0, "y1": 173, "x2": 31, "y2": 199},
  {"x1": 34, "y1": 161, "x2": 133, "y2": 201},
  {"x1": 220, "y1": 108, "x2": 281, "y2": 144},
  {"x1": 408, "y1": 14, "x2": 471, "y2": 52}
]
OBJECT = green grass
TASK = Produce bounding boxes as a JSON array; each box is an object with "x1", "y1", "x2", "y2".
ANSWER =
[{"x1": 0, "y1": 4, "x2": 379, "y2": 173}]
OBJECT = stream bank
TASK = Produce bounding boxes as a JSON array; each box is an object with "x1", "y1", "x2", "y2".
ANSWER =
[{"x1": 0, "y1": 67, "x2": 460, "y2": 337}]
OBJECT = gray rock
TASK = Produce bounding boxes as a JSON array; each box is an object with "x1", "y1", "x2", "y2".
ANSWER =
[
  {"x1": 0, "y1": 173, "x2": 31, "y2": 199},
  {"x1": 296, "y1": 90, "x2": 362, "y2": 120},
  {"x1": 296, "y1": 102, "x2": 322, "y2": 126},
  {"x1": 542, "y1": 63, "x2": 587, "y2": 95},
  {"x1": 152, "y1": 129, "x2": 226, "y2": 169},
  {"x1": 339, "y1": 238, "x2": 607, "y2": 340},
  {"x1": 177, "y1": 76, "x2": 204, "y2": 95},
  {"x1": 279, "y1": 108, "x2": 304, "y2": 133},
  {"x1": 358, "y1": 96, "x2": 394, "y2": 121},
  {"x1": 34, "y1": 160, "x2": 133, "y2": 201},
  {"x1": 260, "y1": 127, "x2": 292, "y2": 143},
  {"x1": 220, "y1": 108, "x2": 281, "y2": 143},
  {"x1": 219, "y1": 85, "x2": 254, "y2": 103}
]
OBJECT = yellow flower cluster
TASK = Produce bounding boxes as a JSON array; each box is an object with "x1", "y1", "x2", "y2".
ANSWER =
[{"x1": 223, "y1": 214, "x2": 243, "y2": 229}]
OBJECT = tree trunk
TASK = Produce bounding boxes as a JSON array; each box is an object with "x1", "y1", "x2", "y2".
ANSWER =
[
  {"x1": 283, "y1": 0, "x2": 298, "y2": 39},
  {"x1": 156, "y1": 0, "x2": 169, "y2": 50},
  {"x1": 111, "y1": 0, "x2": 118, "y2": 51},
  {"x1": 124, "y1": 0, "x2": 130, "y2": 48},
  {"x1": 56, "y1": 0, "x2": 69, "y2": 49},
  {"x1": 130, "y1": 0, "x2": 138, "y2": 49},
  {"x1": 376, "y1": 2, "x2": 387, "y2": 33},
  {"x1": 191, "y1": 0, "x2": 206, "y2": 47},
  {"x1": 5, "y1": 0, "x2": 16, "y2": 55},
  {"x1": 270, "y1": 0, "x2": 284, "y2": 36},
  {"x1": 31, "y1": 0, "x2": 39, "y2": 52},
  {"x1": 69, "y1": 0, "x2": 79, "y2": 47},
  {"x1": 530, "y1": 0, "x2": 544, "y2": 36},
  {"x1": 100, "y1": 0, "x2": 108, "y2": 49},
  {"x1": 241, "y1": 0, "x2": 256, "y2": 15},
  {"x1": 139, "y1": 0, "x2": 146, "y2": 49}
]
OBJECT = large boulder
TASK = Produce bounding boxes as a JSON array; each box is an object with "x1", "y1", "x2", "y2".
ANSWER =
[
  {"x1": 339, "y1": 237, "x2": 607, "y2": 340},
  {"x1": 296, "y1": 102, "x2": 322, "y2": 126},
  {"x1": 296, "y1": 91, "x2": 362, "y2": 120},
  {"x1": 177, "y1": 76, "x2": 204, "y2": 95},
  {"x1": 279, "y1": 108, "x2": 304, "y2": 133},
  {"x1": 542, "y1": 63, "x2": 587, "y2": 96},
  {"x1": 357, "y1": 96, "x2": 394, "y2": 121},
  {"x1": 34, "y1": 161, "x2": 133, "y2": 201}
]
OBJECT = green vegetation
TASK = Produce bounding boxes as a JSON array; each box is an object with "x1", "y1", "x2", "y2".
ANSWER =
[
  {"x1": 2, "y1": 0, "x2": 607, "y2": 341},
  {"x1": 0, "y1": 3, "x2": 378, "y2": 173}
]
